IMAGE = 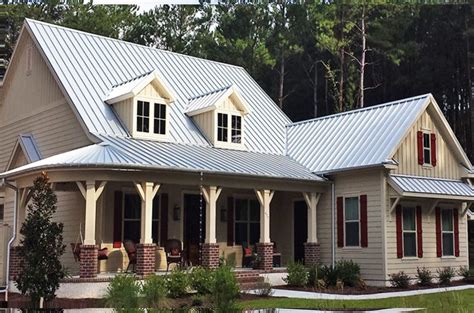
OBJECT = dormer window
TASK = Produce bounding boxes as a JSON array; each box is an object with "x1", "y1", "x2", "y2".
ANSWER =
[
  {"x1": 137, "y1": 100, "x2": 150, "y2": 133},
  {"x1": 154, "y1": 103, "x2": 166, "y2": 135},
  {"x1": 231, "y1": 115, "x2": 242, "y2": 143},
  {"x1": 135, "y1": 100, "x2": 168, "y2": 136},
  {"x1": 217, "y1": 113, "x2": 228, "y2": 142}
]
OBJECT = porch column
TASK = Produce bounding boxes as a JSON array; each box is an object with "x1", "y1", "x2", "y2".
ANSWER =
[
  {"x1": 201, "y1": 186, "x2": 222, "y2": 268},
  {"x1": 255, "y1": 189, "x2": 274, "y2": 271},
  {"x1": 10, "y1": 188, "x2": 31, "y2": 280},
  {"x1": 76, "y1": 180, "x2": 107, "y2": 278},
  {"x1": 135, "y1": 182, "x2": 160, "y2": 276},
  {"x1": 303, "y1": 192, "x2": 321, "y2": 266}
]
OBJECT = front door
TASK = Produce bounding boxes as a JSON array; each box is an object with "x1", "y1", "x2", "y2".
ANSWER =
[
  {"x1": 294, "y1": 200, "x2": 308, "y2": 263},
  {"x1": 183, "y1": 193, "x2": 206, "y2": 266}
]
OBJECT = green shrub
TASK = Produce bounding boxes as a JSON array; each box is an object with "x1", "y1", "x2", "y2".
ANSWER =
[
  {"x1": 320, "y1": 265, "x2": 338, "y2": 287},
  {"x1": 105, "y1": 274, "x2": 140, "y2": 310},
  {"x1": 437, "y1": 267, "x2": 455, "y2": 285},
  {"x1": 254, "y1": 279, "x2": 273, "y2": 297},
  {"x1": 335, "y1": 260, "x2": 360, "y2": 287},
  {"x1": 389, "y1": 271, "x2": 411, "y2": 289},
  {"x1": 166, "y1": 267, "x2": 189, "y2": 298},
  {"x1": 458, "y1": 266, "x2": 470, "y2": 280},
  {"x1": 191, "y1": 294, "x2": 205, "y2": 307},
  {"x1": 416, "y1": 267, "x2": 433, "y2": 286},
  {"x1": 190, "y1": 266, "x2": 215, "y2": 295},
  {"x1": 307, "y1": 264, "x2": 321, "y2": 288},
  {"x1": 284, "y1": 262, "x2": 308, "y2": 287},
  {"x1": 211, "y1": 265, "x2": 239, "y2": 312},
  {"x1": 141, "y1": 274, "x2": 167, "y2": 308}
]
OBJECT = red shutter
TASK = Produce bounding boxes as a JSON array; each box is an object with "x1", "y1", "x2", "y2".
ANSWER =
[
  {"x1": 160, "y1": 193, "x2": 168, "y2": 247},
  {"x1": 416, "y1": 206, "x2": 423, "y2": 258},
  {"x1": 337, "y1": 197, "x2": 344, "y2": 247},
  {"x1": 396, "y1": 205, "x2": 403, "y2": 258},
  {"x1": 227, "y1": 197, "x2": 234, "y2": 246},
  {"x1": 113, "y1": 191, "x2": 123, "y2": 248},
  {"x1": 453, "y1": 209, "x2": 460, "y2": 257},
  {"x1": 435, "y1": 207, "x2": 442, "y2": 257},
  {"x1": 431, "y1": 133, "x2": 437, "y2": 166},
  {"x1": 417, "y1": 131, "x2": 424, "y2": 165},
  {"x1": 360, "y1": 195, "x2": 368, "y2": 247}
]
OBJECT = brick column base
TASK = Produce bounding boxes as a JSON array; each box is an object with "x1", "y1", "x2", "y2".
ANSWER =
[
  {"x1": 201, "y1": 243, "x2": 219, "y2": 269},
  {"x1": 256, "y1": 242, "x2": 273, "y2": 272},
  {"x1": 80, "y1": 245, "x2": 98, "y2": 279},
  {"x1": 304, "y1": 242, "x2": 320, "y2": 266},
  {"x1": 136, "y1": 243, "x2": 156, "y2": 277},
  {"x1": 9, "y1": 246, "x2": 23, "y2": 280}
]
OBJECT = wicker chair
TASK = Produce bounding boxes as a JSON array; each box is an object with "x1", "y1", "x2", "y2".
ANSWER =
[
  {"x1": 123, "y1": 240, "x2": 137, "y2": 273},
  {"x1": 70, "y1": 243, "x2": 108, "y2": 262},
  {"x1": 165, "y1": 239, "x2": 183, "y2": 271}
]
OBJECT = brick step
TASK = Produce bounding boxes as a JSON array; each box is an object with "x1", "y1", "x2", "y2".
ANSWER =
[
  {"x1": 234, "y1": 271, "x2": 260, "y2": 279},
  {"x1": 239, "y1": 281, "x2": 265, "y2": 290},
  {"x1": 237, "y1": 276, "x2": 264, "y2": 284}
]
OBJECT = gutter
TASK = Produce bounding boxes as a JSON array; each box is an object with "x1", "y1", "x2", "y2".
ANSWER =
[{"x1": 0, "y1": 178, "x2": 18, "y2": 302}]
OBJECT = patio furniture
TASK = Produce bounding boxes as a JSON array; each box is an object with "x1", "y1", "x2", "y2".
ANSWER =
[
  {"x1": 165, "y1": 239, "x2": 183, "y2": 271},
  {"x1": 241, "y1": 241, "x2": 254, "y2": 268},
  {"x1": 123, "y1": 240, "x2": 137, "y2": 273},
  {"x1": 70, "y1": 243, "x2": 109, "y2": 262},
  {"x1": 272, "y1": 241, "x2": 281, "y2": 267}
]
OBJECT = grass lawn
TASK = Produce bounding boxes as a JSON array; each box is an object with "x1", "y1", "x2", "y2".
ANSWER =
[{"x1": 237, "y1": 289, "x2": 474, "y2": 313}]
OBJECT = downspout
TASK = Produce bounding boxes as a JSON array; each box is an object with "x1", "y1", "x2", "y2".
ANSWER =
[
  {"x1": 0, "y1": 178, "x2": 19, "y2": 302},
  {"x1": 331, "y1": 180, "x2": 335, "y2": 267}
]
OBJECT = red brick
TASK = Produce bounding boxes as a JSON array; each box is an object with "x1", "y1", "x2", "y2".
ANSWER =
[{"x1": 304, "y1": 242, "x2": 320, "y2": 266}]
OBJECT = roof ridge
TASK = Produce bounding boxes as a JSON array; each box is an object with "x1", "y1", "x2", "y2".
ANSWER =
[
  {"x1": 287, "y1": 94, "x2": 432, "y2": 128},
  {"x1": 188, "y1": 84, "x2": 233, "y2": 101},
  {"x1": 25, "y1": 18, "x2": 246, "y2": 71}
]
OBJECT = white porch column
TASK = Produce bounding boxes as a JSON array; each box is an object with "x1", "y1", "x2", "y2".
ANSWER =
[
  {"x1": 135, "y1": 182, "x2": 161, "y2": 244},
  {"x1": 201, "y1": 186, "x2": 222, "y2": 244},
  {"x1": 303, "y1": 192, "x2": 320, "y2": 243},
  {"x1": 76, "y1": 180, "x2": 107, "y2": 245},
  {"x1": 255, "y1": 189, "x2": 274, "y2": 243}
]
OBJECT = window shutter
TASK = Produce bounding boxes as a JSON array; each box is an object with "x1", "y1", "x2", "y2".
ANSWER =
[
  {"x1": 453, "y1": 209, "x2": 460, "y2": 257},
  {"x1": 396, "y1": 205, "x2": 403, "y2": 258},
  {"x1": 417, "y1": 131, "x2": 424, "y2": 165},
  {"x1": 160, "y1": 193, "x2": 168, "y2": 247},
  {"x1": 113, "y1": 191, "x2": 123, "y2": 248},
  {"x1": 360, "y1": 195, "x2": 368, "y2": 248},
  {"x1": 430, "y1": 133, "x2": 437, "y2": 166},
  {"x1": 435, "y1": 207, "x2": 442, "y2": 257},
  {"x1": 416, "y1": 206, "x2": 423, "y2": 258},
  {"x1": 227, "y1": 197, "x2": 234, "y2": 246},
  {"x1": 337, "y1": 197, "x2": 344, "y2": 248}
]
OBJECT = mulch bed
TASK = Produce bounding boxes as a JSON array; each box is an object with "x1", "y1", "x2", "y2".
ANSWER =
[{"x1": 273, "y1": 280, "x2": 470, "y2": 295}]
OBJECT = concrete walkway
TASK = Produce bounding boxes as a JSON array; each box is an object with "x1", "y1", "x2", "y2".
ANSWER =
[{"x1": 248, "y1": 284, "x2": 474, "y2": 300}]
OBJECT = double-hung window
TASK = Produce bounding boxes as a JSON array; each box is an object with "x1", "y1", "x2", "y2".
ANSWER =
[
  {"x1": 136, "y1": 100, "x2": 150, "y2": 133},
  {"x1": 441, "y1": 209, "x2": 454, "y2": 256},
  {"x1": 217, "y1": 113, "x2": 228, "y2": 142},
  {"x1": 402, "y1": 207, "x2": 417, "y2": 257},
  {"x1": 423, "y1": 133, "x2": 431, "y2": 165},
  {"x1": 123, "y1": 193, "x2": 160, "y2": 244},
  {"x1": 234, "y1": 198, "x2": 260, "y2": 245},
  {"x1": 344, "y1": 197, "x2": 360, "y2": 247}
]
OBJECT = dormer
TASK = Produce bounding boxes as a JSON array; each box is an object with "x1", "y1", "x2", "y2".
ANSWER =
[
  {"x1": 104, "y1": 70, "x2": 175, "y2": 140},
  {"x1": 185, "y1": 85, "x2": 250, "y2": 149}
]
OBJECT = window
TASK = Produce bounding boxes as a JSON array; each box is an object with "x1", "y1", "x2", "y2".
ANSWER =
[
  {"x1": 0, "y1": 203, "x2": 3, "y2": 221},
  {"x1": 235, "y1": 198, "x2": 260, "y2": 245},
  {"x1": 402, "y1": 207, "x2": 417, "y2": 257},
  {"x1": 231, "y1": 115, "x2": 242, "y2": 143},
  {"x1": 441, "y1": 209, "x2": 454, "y2": 256},
  {"x1": 123, "y1": 193, "x2": 160, "y2": 244},
  {"x1": 217, "y1": 113, "x2": 228, "y2": 142},
  {"x1": 344, "y1": 197, "x2": 359, "y2": 247},
  {"x1": 137, "y1": 100, "x2": 150, "y2": 133},
  {"x1": 153, "y1": 103, "x2": 166, "y2": 135},
  {"x1": 423, "y1": 133, "x2": 431, "y2": 165}
]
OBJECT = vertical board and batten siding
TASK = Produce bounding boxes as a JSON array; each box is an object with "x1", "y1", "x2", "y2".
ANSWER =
[
  {"x1": 317, "y1": 170, "x2": 385, "y2": 285},
  {"x1": 113, "y1": 98, "x2": 133, "y2": 134},
  {"x1": 392, "y1": 108, "x2": 462, "y2": 179},
  {"x1": 192, "y1": 111, "x2": 215, "y2": 143}
]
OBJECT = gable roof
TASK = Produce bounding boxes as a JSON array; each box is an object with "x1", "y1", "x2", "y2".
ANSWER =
[
  {"x1": 286, "y1": 94, "x2": 472, "y2": 174},
  {"x1": 22, "y1": 19, "x2": 290, "y2": 155},
  {"x1": 5, "y1": 134, "x2": 42, "y2": 171}
]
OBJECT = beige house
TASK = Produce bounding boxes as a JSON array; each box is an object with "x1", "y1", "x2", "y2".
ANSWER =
[{"x1": 0, "y1": 19, "x2": 473, "y2": 287}]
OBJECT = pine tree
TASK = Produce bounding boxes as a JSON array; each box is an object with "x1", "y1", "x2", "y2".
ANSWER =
[{"x1": 16, "y1": 172, "x2": 66, "y2": 307}]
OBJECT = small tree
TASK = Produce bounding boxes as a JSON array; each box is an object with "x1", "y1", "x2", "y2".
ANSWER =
[{"x1": 16, "y1": 172, "x2": 66, "y2": 307}]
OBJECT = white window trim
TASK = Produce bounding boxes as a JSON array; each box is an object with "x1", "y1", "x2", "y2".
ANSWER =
[
  {"x1": 343, "y1": 195, "x2": 361, "y2": 248},
  {"x1": 401, "y1": 206, "x2": 417, "y2": 258},
  {"x1": 422, "y1": 131, "x2": 432, "y2": 166},
  {"x1": 441, "y1": 208, "x2": 455, "y2": 257},
  {"x1": 234, "y1": 195, "x2": 259, "y2": 245},
  {"x1": 122, "y1": 191, "x2": 160, "y2": 244},
  {"x1": 214, "y1": 109, "x2": 245, "y2": 150},
  {"x1": 132, "y1": 96, "x2": 169, "y2": 141}
]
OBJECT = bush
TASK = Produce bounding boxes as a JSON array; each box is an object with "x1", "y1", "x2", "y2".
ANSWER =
[
  {"x1": 458, "y1": 266, "x2": 470, "y2": 280},
  {"x1": 416, "y1": 267, "x2": 433, "y2": 286},
  {"x1": 191, "y1": 294, "x2": 205, "y2": 307},
  {"x1": 320, "y1": 265, "x2": 338, "y2": 287},
  {"x1": 437, "y1": 267, "x2": 455, "y2": 285},
  {"x1": 211, "y1": 265, "x2": 239, "y2": 312},
  {"x1": 166, "y1": 267, "x2": 189, "y2": 298},
  {"x1": 284, "y1": 262, "x2": 308, "y2": 287},
  {"x1": 335, "y1": 260, "x2": 360, "y2": 287},
  {"x1": 254, "y1": 279, "x2": 273, "y2": 297},
  {"x1": 190, "y1": 266, "x2": 215, "y2": 295},
  {"x1": 389, "y1": 271, "x2": 411, "y2": 289},
  {"x1": 105, "y1": 275, "x2": 140, "y2": 310},
  {"x1": 307, "y1": 264, "x2": 322, "y2": 288},
  {"x1": 141, "y1": 274, "x2": 167, "y2": 308}
]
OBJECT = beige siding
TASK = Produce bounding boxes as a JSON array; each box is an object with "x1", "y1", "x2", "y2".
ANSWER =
[
  {"x1": 114, "y1": 98, "x2": 134, "y2": 133},
  {"x1": 392, "y1": 108, "x2": 462, "y2": 179},
  {"x1": 192, "y1": 111, "x2": 214, "y2": 143},
  {"x1": 221, "y1": 97, "x2": 239, "y2": 111},
  {"x1": 318, "y1": 170, "x2": 386, "y2": 285}
]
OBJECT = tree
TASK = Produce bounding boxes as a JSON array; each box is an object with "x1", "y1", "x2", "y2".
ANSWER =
[{"x1": 16, "y1": 172, "x2": 66, "y2": 308}]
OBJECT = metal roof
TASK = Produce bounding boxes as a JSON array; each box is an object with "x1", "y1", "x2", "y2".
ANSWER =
[
  {"x1": 18, "y1": 134, "x2": 42, "y2": 162},
  {"x1": 286, "y1": 95, "x2": 431, "y2": 174},
  {"x1": 0, "y1": 134, "x2": 324, "y2": 182},
  {"x1": 389, "y1": 174, "x2": 474, "y2": 199},
  {"x1": 185, "y1": 85, "x2": 233, "y2": 115},
  {"x1": 25, "y1": 19, "x2": 290, "y2": 155}
]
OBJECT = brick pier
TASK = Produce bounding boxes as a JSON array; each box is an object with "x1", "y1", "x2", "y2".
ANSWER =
[
  {"x1": 9, "y1": 246, "x2": 23, "y2": 280},
  {"x1": 256, "y1": 242, "x2": 273, "y2": 271},
  {"x1": 79, "y1": 245, "x2": 98, "y2": 279},
  {"x1": 304, "y1": 242, "x2": 320, "y2": 266},
  {"x1": 201, "y1": 243, "x2": 219, "y2": 269},
  {"x1": 136, "y1": 243, "x2": 156, "y2": 276}
]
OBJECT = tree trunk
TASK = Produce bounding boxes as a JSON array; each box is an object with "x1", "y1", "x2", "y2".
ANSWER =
[
  {"x1": 338, "y1": 5, "x2": 345, "y2": 112},
  {"x1": 278, "y1": 53, "x2": 285, "y2": 109},
  {"x1": 314, "y1": 60, "x2": 318, "y2": 117},
  {"x1": 359, "y1": 6, "x2": 366, "y2": 108}
]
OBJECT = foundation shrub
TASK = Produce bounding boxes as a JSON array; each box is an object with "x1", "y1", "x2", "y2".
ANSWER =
[
  {"x1": 141, "y1": 274, "x2": 167, "y2": 308},
  {"x1": 166, "y1": 267, "x2": 189, "y2": 298},
  {"x1": 416, "y1": 267, "x2": 433, "y2": 286},
  {"x1": 284, "y1": 262, "x2": 308, "y2": 287},
  {"x1": 105, "y1": 274, "x2": 140, "y2": 310},
  {"x1": 190, "y1": 266, "x2": 215, "y2": 295},
  {"x1": 254, "y1": 279, "x2": 274, "y2": 297},
  {"x1": 458, "y1": 266, "x2": 470, "y2": 280},
  {"x1": 437, "y1": 267, "x2": 455, "y2": 285},
  {"x1": 320, "y1": 265, "x2": 338, "y2": 287},
  {"x1": 307, "y1": 264, "x2": 322, "y2": 288},
  {"x1": 210, "y1": 265, "x2": 239, "y2": 312},
  {"x1": 335, "y1": 260, "x2": 360, "y2": 287},
  {"x1": 389, "y1": 271, "x2": 411, "y2": 289}
]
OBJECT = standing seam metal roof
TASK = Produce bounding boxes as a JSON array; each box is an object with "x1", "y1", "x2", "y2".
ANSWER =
[{"x1": 389, "y1": 174, "x2": 474, "y2": 198}]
